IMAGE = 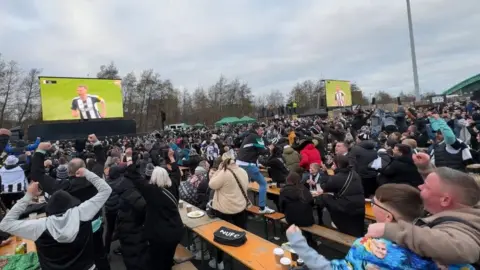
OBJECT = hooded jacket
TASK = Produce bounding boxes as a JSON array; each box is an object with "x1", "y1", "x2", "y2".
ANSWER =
[
  {"x1": 0, "y1": 170, "x2": 111, "y2": 270},
  {"x1": 105, "y1": 165, "x2": 126, "y2": 213},
  {"x1": 283, "y1": 146, "x2": 302, "y2": 174},
  {"x1": 377, "y1": 155, "x2": 424, "y2": 187},
  {"x1": 384, "y1": 205, "x2": 480, "y2": 265},
  {"x1": 299, "y1": 144, "x2": 322, "y2": 170},
  {"x1": 236, "y1": 130, "x2": 269, "y2": 164},
  {"x1": 348, "y1": 140, "x2": 378, "y2": 179}
]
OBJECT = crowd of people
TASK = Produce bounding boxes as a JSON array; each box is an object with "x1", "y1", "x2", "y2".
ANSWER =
[{"x1": 0, "y1": 100, "x2": 478, "y2": 269}]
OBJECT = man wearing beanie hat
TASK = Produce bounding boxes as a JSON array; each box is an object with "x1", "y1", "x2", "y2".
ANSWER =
[
  {"x1": 0, "y1": 168, "x2": 111, "y2": 270},
  {"x1": 0, "y1": 155, "x2": 27, "y2": 208},
  {"x1": 30, "y1": 135, "x2": 111, "y2": 270}
]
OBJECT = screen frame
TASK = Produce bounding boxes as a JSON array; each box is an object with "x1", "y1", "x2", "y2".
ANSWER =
[{"x1": 38, "y1": 76, "x2": 124, "y2": 123}]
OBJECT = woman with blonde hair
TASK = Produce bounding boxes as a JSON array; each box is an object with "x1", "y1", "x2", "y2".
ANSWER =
[{"x1": 126, "y1": 162, "x2": 184, "y2": 270}]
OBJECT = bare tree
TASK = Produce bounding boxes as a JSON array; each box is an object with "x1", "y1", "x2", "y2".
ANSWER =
[
  {"x1": 0, "y1": 61, "x2": 20, "y2": 126},
  {"x1": 97, "y1": 62, "x2": 120, "y2": 79},
  {"x1": 17, "y1": 68, "x2": 42, "y2": 124}
]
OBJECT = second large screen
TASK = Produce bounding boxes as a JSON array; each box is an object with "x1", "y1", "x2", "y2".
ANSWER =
[
  {"x1": 40, "y1": 77, "x2": 124, "y2": 121},
  {"x1": 325, "y1": 80, "x2": 352, "y2": 107}
]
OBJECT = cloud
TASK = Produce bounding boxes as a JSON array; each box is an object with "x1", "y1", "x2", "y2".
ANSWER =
[{"x1": 0, "y1": 0, "x2": 479, "y2": 97}]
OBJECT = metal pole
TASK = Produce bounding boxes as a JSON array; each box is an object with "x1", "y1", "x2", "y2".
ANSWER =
[{"x1": 406, "y1": 0, "x2": 421, "y2": 101}]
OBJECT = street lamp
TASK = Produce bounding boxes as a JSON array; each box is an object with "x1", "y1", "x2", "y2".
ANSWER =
[{"x1": 406, "y1": 0, "x2": 421, "y2": 101}]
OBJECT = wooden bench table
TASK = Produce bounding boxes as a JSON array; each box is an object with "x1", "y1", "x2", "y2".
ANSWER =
[
  {"x1": 0, "y1": 237, "x2": 37, "y2": 256},
  {"x1": 193, "y1": 220, "x2": 292, "y2": 269},
  {"x1": 246, "y1": 206, "x2": 285, "y2": 239},
  {"x1": 280, "y1": 218, "x2": 355, "y2": 248},
  {"x1": 248, "y1": 182, "x2": 280, "y2": 196},
  {"x1": 365, "y1": 201, "x2": 375, "y2": 221}
]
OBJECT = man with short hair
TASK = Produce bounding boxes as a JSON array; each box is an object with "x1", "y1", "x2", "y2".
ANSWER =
[
  {"x1": 71, "y1": 85, "x2": 106, "y2": 119},
  {"x1": 236, "y1": 124, "x2": 275, "y2": 214},
  {"x1": 367, "y1": 167, "x2": 480, "y2": 265},
  {"x1": 30, "y1": 135, "x2": 110, "y2": 270},
  {"x1": 334, "y1": 141, "x2": 349, "y2": 156}
]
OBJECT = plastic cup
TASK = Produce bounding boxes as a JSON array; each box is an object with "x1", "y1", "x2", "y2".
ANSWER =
[
  {"x1": 186, "y1": 205, "x2": 193, "y2": 213},
  {"x1": 271, "y1": 182, "x2": 277, "y2": 189},
  {"x1": 273, "y1": 247, "x2": 284, "y2": 264},
  {"x1": 280, "y1": 257, "x2": 291, "y2": 270},
  {"x1": 178, "y1": 200, "x2": 184, "y2": 208}
]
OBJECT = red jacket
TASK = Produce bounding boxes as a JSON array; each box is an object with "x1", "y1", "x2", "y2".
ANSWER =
[{"x1": 299, "y1": 144, "x2": 322, "y2": 169}]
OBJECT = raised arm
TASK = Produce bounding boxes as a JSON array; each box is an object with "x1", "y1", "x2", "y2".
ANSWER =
[
  {"x1": 31, "y1": 143, "x2": 70, "y2": 193},
  {"x1": 76, "y1": 169, "x2": 112, "y2": 222},
  {"x1": 0, "y1": 182, "x2": 47, "y2": 241}
]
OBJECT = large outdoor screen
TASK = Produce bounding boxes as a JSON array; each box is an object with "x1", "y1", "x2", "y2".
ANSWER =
[
  {"x1": 325, "y1": 79, "x2": 352, "y2": 108},
  {"x1": 40, "y1": 77, "x2": 124, "y2": 121}
]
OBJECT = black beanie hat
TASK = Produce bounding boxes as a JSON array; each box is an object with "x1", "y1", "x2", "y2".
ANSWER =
[{"x1": 45, "y1": 190, "x2": 81, "y2": 216}]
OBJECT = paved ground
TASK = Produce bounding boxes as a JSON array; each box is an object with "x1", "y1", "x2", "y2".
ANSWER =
[{"x1": 108, "y1": 195, "x2": 347, "y2": 269}]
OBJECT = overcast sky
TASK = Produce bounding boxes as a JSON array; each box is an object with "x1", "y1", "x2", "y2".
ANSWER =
[{"x1": 0, "y1": 0, "x2": 479, "y2": 97}]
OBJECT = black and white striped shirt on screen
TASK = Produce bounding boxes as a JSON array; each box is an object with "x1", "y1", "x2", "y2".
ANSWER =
[{"x1": 71, "y1": 95, "x2": 103, "y2": 119}]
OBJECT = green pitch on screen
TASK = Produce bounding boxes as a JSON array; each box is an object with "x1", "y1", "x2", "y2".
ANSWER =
[
  {"x1": 40, "y1": 77, "x2": 124, "y2": 121},
  {"x1": 325, "y1": 80, "x2": 352, "y2": 107}
]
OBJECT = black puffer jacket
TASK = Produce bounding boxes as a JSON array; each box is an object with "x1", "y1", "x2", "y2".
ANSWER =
[
  {"x1": 279, "y1": 184, "x2": 315, "y2": 227},
  {"x1": 114, "y1": 176, "x2": 149, "y2": 270},
  {"x1": 264, "y1": 146, "x2": 289, "y2": 184},
  {"x1": 320, "y1": 167, "x2": 365, "y2": 216},
  {"x1": 377, "y1": 155, "x2": 424, "y2": 187},
  {"x1": 105, "y1": 165, "x2": 126, "y2": 214},
  {"x1": 348, "y1": 140, "x2": 378, "y2": 179}
]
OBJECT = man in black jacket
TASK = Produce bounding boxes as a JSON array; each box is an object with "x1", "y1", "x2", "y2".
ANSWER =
[
  {"x1": 236, "y1": 124, "x2": 275, "y2": 214},
  {"x1": 377, "y1": 144, "x2": 424, "y2": 187},
  {"x1": 30, "y1": 135, "x2": 110, "y2": 270}
]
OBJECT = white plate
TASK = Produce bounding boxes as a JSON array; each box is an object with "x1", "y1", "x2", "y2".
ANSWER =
[{"x1": 187, "y1": 210, "x2": 205, "y2": 219}]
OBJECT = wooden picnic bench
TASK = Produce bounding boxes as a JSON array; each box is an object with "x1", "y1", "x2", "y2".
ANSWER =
[
  {"x1": 172, "y1": 261, "x2": 197, "y2": 270},
  {"x1": 174, "y1": 244, "x2": 194, "y2": 264},
  {"x1": 246, "y1": 205, "x2": 285, "y2": 239},
  {"x1": 248, "y1": 182, "x2": 280, "y2": 195},
  {"x1": 365, "y1": 201, "x2": 375, "y2": 221},
  {"x1": 0, "y1": 237, "x2": 37, "y2": 256},
  {"x1": 193, "y1": 220, "x2": 293, "y2": 269},
  {"x1": 280, "y1": 219, "x2": 355, "y2": 247}
]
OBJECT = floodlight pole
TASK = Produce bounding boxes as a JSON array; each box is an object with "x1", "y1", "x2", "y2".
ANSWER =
[{"x1": 406, "y1": 0, "x2": 421, "y2": 101}]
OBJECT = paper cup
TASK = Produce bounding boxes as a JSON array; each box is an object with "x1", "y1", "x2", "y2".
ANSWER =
[
  {"x1": 186, "y1": 205, "x2": 193, "y2": 213},
  {"x1": 273, "y1": 247, "x2": 284, "y2": 264},
  {"x1": 178, "y1": 200, "x2": 184, "y2": 208},
  {"x1": 280, "y1": 257, "x2": 291, "y2": 270}
]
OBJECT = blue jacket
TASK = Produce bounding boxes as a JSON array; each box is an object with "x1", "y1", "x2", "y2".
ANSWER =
[
  {"x1": 5, "y1": 138, "x2": 41, "y2": 156},
  {"x1": 287, "y1": 231, "x2": 473, "y2": 270}
]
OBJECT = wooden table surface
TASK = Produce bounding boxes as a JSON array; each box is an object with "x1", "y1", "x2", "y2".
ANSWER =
[
  {"x1": 248, "y1": 182, "x2": 280, "y2": 195},
  {"x1": 0, "y1": 237, "x2": 36, "y2": 256},
  {"x1": 193, "y1": 220, "x2": 292, "y2": 269},
  {"x1": 365, "y1": 201, "x2": 375, "y2": 221}
]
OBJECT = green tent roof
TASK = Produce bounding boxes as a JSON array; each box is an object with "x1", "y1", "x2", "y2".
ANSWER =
[
  {"x1": 237, "y1": 116, "x2": 256, "y2": 124},
  {"x1": 215, "y1": 117, "x2": 241, "y2": 126}
]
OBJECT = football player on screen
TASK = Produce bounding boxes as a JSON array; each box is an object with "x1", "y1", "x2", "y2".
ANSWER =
[{"x1": 71, "y1": 85, "x2": 107, "y2": 119}]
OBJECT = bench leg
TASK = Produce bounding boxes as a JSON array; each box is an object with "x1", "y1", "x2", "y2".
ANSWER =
[
  {"x1": 263, "y1": 216, "x2": 269, "y2": 240},
  {"x1": 200, "y1": 238, "x2": 206, "y2": 269},
  {"x1": 272, "y1": 221, "x2": 277, "y2": 239}
]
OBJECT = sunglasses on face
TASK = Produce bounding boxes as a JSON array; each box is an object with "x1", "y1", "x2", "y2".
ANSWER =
[{"x1": 371, "y1": 199, "x2": 396, "y2": 221}]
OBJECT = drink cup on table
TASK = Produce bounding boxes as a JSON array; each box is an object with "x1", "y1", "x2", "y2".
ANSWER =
[
  {"x1": 273, "y1": 247, "x2": 284, "y2": 264},
  {"x1": 280, "y1": 257, "x2": 291, "y2": 270},
  {"x1": 271, "y1": 182, "x2": 277, "y2": 189},
  {"x1": 186, "y1": 205, "x2": 193, "y2": 213},
  {"x1": 178, "y1": 200, "x2": 184, "y2": 208}
]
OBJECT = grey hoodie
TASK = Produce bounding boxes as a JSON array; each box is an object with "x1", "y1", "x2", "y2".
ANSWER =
[{"x1": 0, "y1": 170, "x2": 111, "y2": 244}]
